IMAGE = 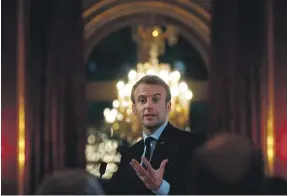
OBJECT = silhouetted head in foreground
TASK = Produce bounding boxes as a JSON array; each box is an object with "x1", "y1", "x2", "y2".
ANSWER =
[
  {"x1": 36, "y1": 169, "x2": 104, "y2": 195},
  {"x1": 191, "y1": 132, "x2": 265, "y2": 194}
]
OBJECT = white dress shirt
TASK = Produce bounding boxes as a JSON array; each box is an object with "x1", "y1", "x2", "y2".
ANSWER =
[{"x1": 142, "y1": 121, "x2": 170, "y2": 195}]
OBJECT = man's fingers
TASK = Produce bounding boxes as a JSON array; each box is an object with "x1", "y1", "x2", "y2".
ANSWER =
[
  {"x1": 132, "y1": 159, "x2": 143, "y2": 171},
  {"x1": 159, "y1": 159, "x2": 168, "y2": 173},
  {"x1": 130, "y1": 159, "x2": 143, "y2": 176},
  {"x1": 130, "y1": 159, "x2": 148, "y2": 176},
  {"x1": 141, "y1": 157, "x2": 155, "y2": 174},
  {"x1": 131, "y1": 159, "x2": 140, "y2": 167},
  {"x1": 130, "y1": 160, "x2": 139, "y2": 172}
]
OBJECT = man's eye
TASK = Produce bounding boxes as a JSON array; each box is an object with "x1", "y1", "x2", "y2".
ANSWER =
[
  {"x1": 139, "y1": 98, "x2": 146, "y2": 103},
  {"x1": 152, "y1": 97, "x2": 160, "y2": 103}
]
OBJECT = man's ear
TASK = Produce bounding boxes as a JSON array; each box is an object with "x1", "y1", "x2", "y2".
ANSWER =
[
  {"x1": 166, "y1": 101, "x2": 171, "y2": 113},
  {"x1": 132, "y1": 104, "x2": 137, "y2": 115}
]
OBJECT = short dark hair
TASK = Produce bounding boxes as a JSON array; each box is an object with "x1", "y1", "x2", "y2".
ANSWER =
[{"x1": 131, "y1": 75, "x2": 171, "y2": 104}]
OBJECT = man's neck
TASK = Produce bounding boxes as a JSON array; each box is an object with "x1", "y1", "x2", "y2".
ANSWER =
[
  {"x1": 142, "y1": 120, "x2": 168, "y2": 137},
  {"x1": 142, "y1": 125, "x2": 160, "y2": 136}
]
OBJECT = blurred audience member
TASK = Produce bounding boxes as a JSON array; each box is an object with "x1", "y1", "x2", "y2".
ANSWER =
[
  {"x1": 190, "y1": 132, "x2": 265, "y2": 194},
  {"x1": 36, "y1": 169, "x2": 104, "y2": 195}
]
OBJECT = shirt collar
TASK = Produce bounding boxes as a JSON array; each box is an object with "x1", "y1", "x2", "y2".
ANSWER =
[{"x1": 143, "y1": 120, "x2": 168, "y2": 141}]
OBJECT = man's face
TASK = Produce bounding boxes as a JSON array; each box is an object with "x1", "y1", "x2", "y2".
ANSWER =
[{"x1": 132, "y1": 83, "x2": 171, "y2": 132}]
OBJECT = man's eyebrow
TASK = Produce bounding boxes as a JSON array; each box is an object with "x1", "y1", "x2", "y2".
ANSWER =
[{"x1": 137, "y1": 93, "x2": 162, "y2": 97}]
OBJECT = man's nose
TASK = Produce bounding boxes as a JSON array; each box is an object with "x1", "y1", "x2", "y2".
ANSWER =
[{"x1": 144, "y1": 99, "x2": 153, "y2": 109}]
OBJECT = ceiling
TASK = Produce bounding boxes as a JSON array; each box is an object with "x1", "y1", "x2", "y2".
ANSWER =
[
  {"x1": 82, "y1": 0, "x2": 213, "y2": 14},
  {"x1": 82, "y1": 0, "x2": 212, "y2": 82}
]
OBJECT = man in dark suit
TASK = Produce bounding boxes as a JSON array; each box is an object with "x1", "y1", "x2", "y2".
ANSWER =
[{"x1": 105, "y1": 75, "x2": 202, "y2": 195}]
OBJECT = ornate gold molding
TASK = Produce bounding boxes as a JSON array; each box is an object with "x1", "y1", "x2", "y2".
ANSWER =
[{"x1": 84, "y1": 2, "x2": 210, "y2": 40}]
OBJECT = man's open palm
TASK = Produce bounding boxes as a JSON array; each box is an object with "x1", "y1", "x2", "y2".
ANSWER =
[{"x1": 130, "y1": 157, "x2": 168, "y2": 191}]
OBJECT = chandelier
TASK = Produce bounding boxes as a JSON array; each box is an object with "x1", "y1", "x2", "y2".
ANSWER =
[{"x1": 103, "y1": 26, "x2": 193, "y2": 143}]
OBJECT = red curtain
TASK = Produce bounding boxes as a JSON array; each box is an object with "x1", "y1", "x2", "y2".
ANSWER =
[
  {"x1": 2, "y1": 0, "x2": 18, "y2": 194},
  {"x1": 209, "y1": 0, "x2": 268, "y2": 145},
  {"x1": 25, "y1": 0, "x2": 86, "y2": 193},
  {"x1": 210, "y1": 0, "x2": 287, "y2": 177},
  {"x1": 273, "y1": 0, "x2": 287, "y2": 178}
]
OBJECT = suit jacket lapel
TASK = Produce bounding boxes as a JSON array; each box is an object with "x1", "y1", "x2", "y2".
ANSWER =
[
  {"x1": 133, "y1": 139, "x2": 144, "y2": 163},
  {"x1": 150, "y1": 123, "x2": 174, "y2": 169}
]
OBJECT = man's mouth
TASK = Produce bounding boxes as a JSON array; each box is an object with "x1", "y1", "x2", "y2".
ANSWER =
[
  {"x1": 144, "y1": 114, "x2": 156, "y2": 118},
  {"x1": 144, "y1": 114, "x2": 156, "y2": 117}
]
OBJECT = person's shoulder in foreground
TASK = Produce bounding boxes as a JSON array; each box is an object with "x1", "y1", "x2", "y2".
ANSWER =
[{"x1": 36, "y1": 169, "x2": 105, "y2": 195}]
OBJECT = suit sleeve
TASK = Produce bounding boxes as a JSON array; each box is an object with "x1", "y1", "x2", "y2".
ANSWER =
[
  {"x1": 103, "y1": 153, "x2": 128, "y2": 195},
  {"x1": 168, "y1": 132, "x2": 204, "y2": 194}
]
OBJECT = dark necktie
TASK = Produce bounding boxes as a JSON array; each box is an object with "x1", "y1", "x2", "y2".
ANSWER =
[{"x1": 143, "y1": 136, "x2": 155, "y2": 169}]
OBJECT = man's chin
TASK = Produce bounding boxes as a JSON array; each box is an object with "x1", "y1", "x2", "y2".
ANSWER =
[{"x1": 143, "y1": 121, "x2": 160, "y2": 130}]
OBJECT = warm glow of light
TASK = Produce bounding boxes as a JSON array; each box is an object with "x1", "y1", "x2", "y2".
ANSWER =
[
  {"x1": 267, "y1": 119, "x2": 274, "y2": 130},
  {"x1": 118, "y1": 88, "x2": 125, "y2": 97},
  {"x1": 117, "y1": 81, "x2": 125, "y2": 90},
  {"x1": 127, "y1": 108, "x2": 132, "y2": 115},
  {"x1": 18, "y1": 106, "x2": 25, "y2": 193},
  {"x1": 176, "y1": 106, "x2": 182, "y2": 112},
  {"x1": 267, "y1": 135, "x2": 274, "y2": 146},
  {"x1": 116, "y1": 113, "x2": 124, "y2": 121},
  {"x1": 113, "y1": 100, "x2": 120, "y2": 108},
  {"x1": 186, "y1": 91, "x2": 193, "y2": 100},
  {"x1": 179, "y1": 82, "x2": 188, "y2": 92},
  {"x1": 266, "y1": 119, "x2": 275, "y2": 174},
  {"x1": 267, "y1": 146, "x2": 274, "y2": 166},
  {"x1": 170, "y1": 86, "x2": 179, "y2": 96},
  {"x1": 104, "y1": 108, "x2": 110, "y2": 117},
  {"x1": 18, "y1": 138, "x2": 25, "y2": 149},
  {"x1": 112, "y1": 123, "x2": 120, "y2": 130},
  {"x1": 18, "y1": 153, "x2": 25, "y2": 165},
  {"x1": 111, "y1": 109, "x2": 118, "y2": 116},
  {"x1": 170, "y1": 71, "x2": 181, "y2": 81},
  {"x1": 152, "y1": 30, "x2": 159, "y2": 37},
  {"x1": 122, "y1": 100, "x2": 129, "y2": 107},
  {"x1": 147, "y1": 69, "x2": 154, "y2": 75},
  {"x1": 105, "y1": 114, "x2": 116, "y2": 123},
  {"x1": 18, "y1": 1, "x2": 26, "y2": 191},
  {"x1": 128, "y1": 70, "x2": 137, "y2": 81},
  {"x1": 267, "y1": 118, "x2": 275, "y2": 174},
  {"x1": 125, "y1": 84, "x2": 132, "y2": 96},
  {"x1": 159, "y1": 70, "x2": 169, "y2": 82},
  {"x1": 87, "y1": 135, "x2": 96, "y2": 144}
]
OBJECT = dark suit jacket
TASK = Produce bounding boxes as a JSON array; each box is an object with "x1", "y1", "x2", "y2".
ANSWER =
[{"x1": 105, "y1": 122, "x2": 203, "y2": 195}]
